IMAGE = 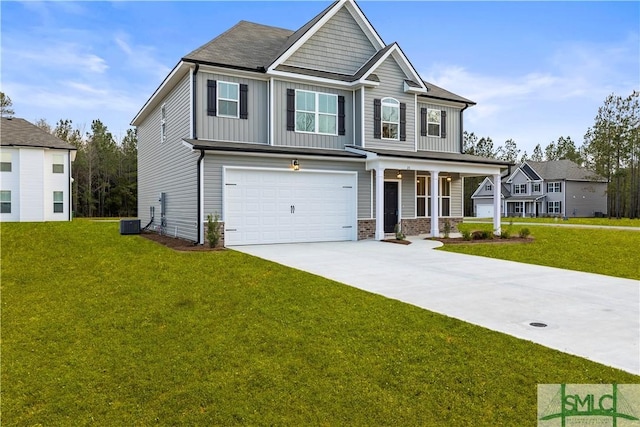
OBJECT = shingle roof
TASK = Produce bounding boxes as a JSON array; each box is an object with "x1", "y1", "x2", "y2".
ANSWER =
[
  {"x1": 526, "y1": 160, "x2": 606, "y2": 182},
  {"x1": 184, "y1": 139, "x2": 365, "y2": 159},
  {"x1": 419, "y1": 80, "x2": 475, "y2": 105},
  {"x1": 0, "y1": 117, "x2": 76, "y2": 150},
  {"x1": 183, "y1": 21, "x2": 293, "y2": 71},
  {"x1": 348, "y1": 146, "x2": 513, "y2": 167}
]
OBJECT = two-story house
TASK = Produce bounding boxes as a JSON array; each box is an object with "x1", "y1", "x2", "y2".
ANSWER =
[
  {"x1": 471, "y1": 160, "x2": 608, "y2": 218},
  {"x1": 132, "y1": 0, "x2": 511, "y2": 246},
  {"x1": 0, "y1": 117, "x2": 76, "y2": 222}
]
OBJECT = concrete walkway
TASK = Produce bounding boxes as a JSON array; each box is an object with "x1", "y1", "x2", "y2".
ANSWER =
[{"x1": 232, "y1": 238, "x2": 640, "y2": 375}]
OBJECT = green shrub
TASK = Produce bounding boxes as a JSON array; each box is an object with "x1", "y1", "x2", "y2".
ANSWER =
[
  {"x1": 461, "y1": 230, "x2": 472, "y2": 241},
  {"x1": 206, "y1": 212, "x2": 221, "y2": 248},
  {"x1": 519, "y1": 228, "x2": 531, "y2": 238},
  {"x1": 500, "y1": 229, "x2": 511, "y2": 239},
  {"x1": 471, "y1": 230, "x2": 492, "y2": 240},
  {"x1": 394, "y1": 223, "x2": 405, "y2": 240},
  {"x1": 442, "y1": 220, "x2": 452, "y2": 238}
]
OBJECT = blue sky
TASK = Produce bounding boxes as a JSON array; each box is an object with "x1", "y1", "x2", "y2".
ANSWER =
[{"x1": 1, "y1": 1, "x2": 638, "y2": 155}]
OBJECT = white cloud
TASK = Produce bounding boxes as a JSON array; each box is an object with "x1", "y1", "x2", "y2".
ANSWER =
[
  {"x1": 7, "y1": 42, "x2": 109, "y2": 74},
  {"x1": 113, "y1": 31, "x2": 172, "y2": 81}
]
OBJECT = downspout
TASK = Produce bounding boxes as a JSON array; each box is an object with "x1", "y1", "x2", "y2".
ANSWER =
[
  {"x1": 459, "y1": 103, "x2": 469, "y2": 153},
  {"x1": 196, "y1": 149, "x2": 205, "y2": 244}
]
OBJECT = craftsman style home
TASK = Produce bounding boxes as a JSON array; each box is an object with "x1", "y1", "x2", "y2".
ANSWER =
[
  {"x1": 471, "y1": 160, "x2": 608, "y2": 218},
  {"x1": 132, "y1": 0, "x2": 511, "y2": 246},
  {"x1": 0, "y1": 117, "x2": 76, "y2": 222}
]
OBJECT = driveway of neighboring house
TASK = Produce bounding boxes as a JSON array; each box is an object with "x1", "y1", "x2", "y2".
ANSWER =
[{"x1": 232, "y1": 238, "x2": 640, "y2": 375}]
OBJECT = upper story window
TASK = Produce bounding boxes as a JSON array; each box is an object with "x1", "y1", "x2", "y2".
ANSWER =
[
  {"x1": 512, "y1": 183, "x2": 527, "y2": 194},
  {"x1": 295, "y1": 90, "x2": 337, "y2": 135},
  {"x1": 427, "y1": 109, "x2": 442, "y2": 137},
  {"x1": 1, "y1": 152, "x2": 11, "y2": 172},
  {"x1": 547, "y1": 182, "x2": 561, "y2": 193},
  {"x1": 0, "y1": 190, "x2": 10, "y2": 213},
  {"x1": 160, "y1": 103, "x2": 167, "y2": 143},
  {"x1": 218, "y1": 81, "x2": 239, "y2": 118},
  {"x1": 532, "y1": 182, "x2": 541, "y2": 192},
  {"x1": 381, "y1": 98, "x2": 399, "y2": 140},
  {"x1": 52, "y1": 154, "x2": 64, "y2": 173}
]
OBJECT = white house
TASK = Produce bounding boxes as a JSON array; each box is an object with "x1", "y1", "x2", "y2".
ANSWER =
[{"x1": 0, "y1": 117, "x2": 76, "y2": 222}]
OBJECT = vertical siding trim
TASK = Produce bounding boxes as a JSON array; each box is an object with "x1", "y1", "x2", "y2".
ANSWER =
[
  {"x1": 361, "y1": 89, "x2": 366, "y2": 147},
  {"x1": 269, "y1": 79, "x2": 274, "y2": 145},
  {"x1": 414, "y1": 95, "x2": 418, "y2": 151},
  {"x1": 207, "y1": 80, "x2": 217, "y2": 116},
  {"x1": 352, "y1": 90, "x2": 356, "y2": 145}
]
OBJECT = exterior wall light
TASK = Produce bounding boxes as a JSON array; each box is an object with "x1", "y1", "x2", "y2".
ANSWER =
[
  {"x1": 292, "y1": 159, "x2": 300, "y2": 171},
  {"x1": 396, "y1": 171, "x2": 402, "y2": 179}
]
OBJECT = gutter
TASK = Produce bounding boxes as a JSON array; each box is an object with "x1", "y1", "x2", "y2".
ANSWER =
[
  {"x1": 196, "y1": 149, "x2": 205, "y2": 244},
  {"x1": 459, "y1": 103, "x2": 469, "y2": 153}
]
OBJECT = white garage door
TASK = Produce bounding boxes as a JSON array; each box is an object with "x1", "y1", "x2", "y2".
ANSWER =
[
  {"x1": 224, "y1": 168, "x2": 357, "y2": 245},
  {"x1": 476, "y1": 204, "x2": 494, "y2": 218}
]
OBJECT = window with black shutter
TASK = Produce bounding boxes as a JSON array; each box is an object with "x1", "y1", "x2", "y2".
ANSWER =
[{"x1": 207, "y1": 80, "x2": 217, "y2": 116}]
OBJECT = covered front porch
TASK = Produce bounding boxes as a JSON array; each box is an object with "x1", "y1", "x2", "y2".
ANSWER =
[
  {"x1": 347, "y1": 147, "x2": 511, "y2": 239},
  {"x1": 504, "y1": 196, "x2": 545, "y2": 218}
]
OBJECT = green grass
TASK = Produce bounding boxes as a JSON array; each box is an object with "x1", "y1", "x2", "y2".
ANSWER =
[
  {"x1": 469, "y1": 216, "x2": 640, "y2": 227},
  {"x1": 441, "y1": 223, "x2": 640, "y2": 280},
  {"x1": 2, "y1": 221, "x2": 638, "y2": 425}
]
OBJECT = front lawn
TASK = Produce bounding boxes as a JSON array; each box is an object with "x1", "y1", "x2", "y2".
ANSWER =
[
  {"x1": 2, "y1": 221, "x2": 638, "y2": 425},
  {"x1": 468, "y1": 216, "x2": 640, "y2": 227},
  {"x1": 441, "y1": 223, "x2": 640, "y2": 280}
]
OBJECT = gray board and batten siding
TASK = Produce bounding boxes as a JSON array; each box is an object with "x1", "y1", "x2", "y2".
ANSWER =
[
  {"x1": 202, "y1": 154, "x2": 371, "y2": 221},
  {"x1": 196, "y1": 71, "x2": 269, "y2": 144},
  {"x1": 272, "y1": 80, "x2": 353, "y2": 150},
  {"x1": 364, "y1": 57, "x2": 415, "y2": 151},
  {"x1": 417, "y1": 102, "x2": 461, "y2": 153},
  {"x1": 137, "y1": 74, "x2": 200, "y2": 242},
  {"x1": 565, "y1": 180, "x2": 607, "y2": 217},
  {"x1": 283, "y1": 6, "x2": 378, "y2": 75}
]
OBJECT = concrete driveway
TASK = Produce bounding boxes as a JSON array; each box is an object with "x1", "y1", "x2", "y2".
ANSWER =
[{"x1": 232, "y1": 238, "x2": 640, "y2": 375}]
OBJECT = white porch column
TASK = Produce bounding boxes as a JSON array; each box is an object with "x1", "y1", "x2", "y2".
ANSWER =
[
  {"x1": 375, "y1": 168, "x2": 385, "y2": 240},
  {"x1": 430, "y1": 171, "x2": 440, "y2": 237},
  {"x1": 493, "y1": 173, "x2": 501, "y2": 235},
  {"x1": 522, "y1": 201, "x2": 525, "y2": 218}
]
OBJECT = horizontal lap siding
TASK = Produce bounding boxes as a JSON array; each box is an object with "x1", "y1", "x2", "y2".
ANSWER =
[
  {"x1": 203, "y1": 155, "x2": 370, "y2": 220},
  {"x1": 451, "y1": 178, "x2": 463, "y2": 217},
  {"x1": 137, "y1": 75, "x2": 199, "y2": 241},
  {"x1": 417, "y1": 102, "x2": 460, "y2": 153},
  {"x1": 273, "y1": 80, "x2": 352, "y2": 149},
  {"x1": 365, "y1": 57, "x2": 415, "y2": 151},
  {"x1": 197, "y1": 72, "x2": 268, "y2": 144},
  {"x1": 284, "y1": 7, "x2": 376, "y2": 75}
]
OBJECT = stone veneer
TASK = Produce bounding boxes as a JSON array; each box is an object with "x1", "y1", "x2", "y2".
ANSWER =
[{"x1": 358, "y1": 218, "x2": 463, "y2": 239}]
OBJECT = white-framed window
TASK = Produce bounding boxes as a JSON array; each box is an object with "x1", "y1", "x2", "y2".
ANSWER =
[
  {"x1": 512, "y1": 183, "x2": 527, "y2": 194},
  {"x1": 485, "y1": 183, "x2": 493, "y2": 191},
  {"x1": 532, "y1": 183, "x2": 541, "y2": 193},
  {"x1": 427, "y1": 109, "x2": 441, "y2": 137},
  {"x1": 416, "y1": 176, "x2": 429, "y2": 217},
  {"x1": 514, "y1": 204, "x2": 523, "y2": 213},
  {"x1": 382, "y1": 98, "x2": 399, "y2": 140},
  {"x1": 547, "y1": 182, "x2": 561, "y2": 193},
  {"x1": 218, "y1": 81, "x2": 239, "y2": 118},
  {"x1": 1, "y1": 190, "x2": 11, "y2": 213},
  {"x1": 53, "y1": 154, "x2": 64, "y2": 173},
  {"x1": 53, "y1": 191, "x2": 64, "y2": 213},
  {"x1": 547, "y1": 201, "x2": 561, "y2": 214},
  {"x1": 160, "y1": 103, "x2": 167, "y2": 143},
  {"x1": 1, "y1": 152, "x2": 11, "y2": 172},
  {"x1": 295, "y1": 90, "x2": 337, "y2": 135}
]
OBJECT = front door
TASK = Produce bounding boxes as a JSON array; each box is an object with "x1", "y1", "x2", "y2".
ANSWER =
[{"x1": 384, "y1": 181, "x2": 399, "y2": 233}]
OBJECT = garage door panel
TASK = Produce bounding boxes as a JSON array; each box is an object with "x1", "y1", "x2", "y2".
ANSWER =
[{"x1": 224, "y1": 168, "x2": 356, "y2": 245}]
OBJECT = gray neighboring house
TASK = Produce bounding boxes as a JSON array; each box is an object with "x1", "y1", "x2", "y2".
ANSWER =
[
  {"x1": 471, "y1": 160, "x2": 608, "y2": 218},
  {"x1": 0, "y1": 117, "x2": 76, "y2": 222},
  {"x1": 132, "y1": 0, "x2": 512, "y2": 246}
]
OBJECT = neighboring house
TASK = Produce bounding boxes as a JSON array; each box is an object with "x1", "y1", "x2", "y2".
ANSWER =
[
  {"x1": 132, "y1": 0, "x2": 511, "y2": 246},
  {"x1": 0, "y1": 117, "x2": 76, "y2": 222},
  {"x1": 471, "y1": 160, "x2": 608, "y2": 218}
]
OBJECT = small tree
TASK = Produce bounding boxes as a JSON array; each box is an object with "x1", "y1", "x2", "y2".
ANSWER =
[
  {"x1": 206, "y1": 213, "x2": 221, "y2": 248},
  {"x1": 0, "y1": 92, "x2": 15, "y2": 117}
]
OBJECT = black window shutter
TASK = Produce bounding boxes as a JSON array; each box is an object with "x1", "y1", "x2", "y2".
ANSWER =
[
  {"x1": 239, "y1": 84, "x2": 248, "y2": 119},
  {"x1": 400, "y1": 103, "x2": 406, "y2": 141},
  {"x1": 286, "y1": 89, "x2": 295, "y2": 131},
  {"x1": 207, "y1": 80, "x2": 217, "y2": 116},
  {"x1": 441, "y1": 110, "x2": 447, "y2": 138},
  {"x1": 373, "y1": 99, "x2": 381, "y2": 139},
  {"x1": 420, "y1": 108, "x2": 427, "y2": 137},
  {"x1": 338, "y1": 96, "x2": 345, "y2": 136}
]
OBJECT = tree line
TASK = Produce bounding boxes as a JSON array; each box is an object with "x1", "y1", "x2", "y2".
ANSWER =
[{"x1": 463, "y1": 91, "x2": 639, "y2": 219}]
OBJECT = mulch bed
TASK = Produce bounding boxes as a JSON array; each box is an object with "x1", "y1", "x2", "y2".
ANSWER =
[
  {"x1": 140, "y1": 232, "x2": 223, "y2": 251},
  {"x1": 429, "y1": 237, "x2": 534, "y2": 245},
  {"x1": 382, "y1": 239, "x2": 412, "y2": 245}
]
